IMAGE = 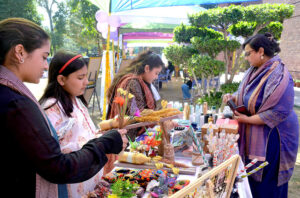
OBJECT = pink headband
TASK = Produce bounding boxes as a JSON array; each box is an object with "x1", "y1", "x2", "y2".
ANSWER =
[{"x1": 59, "y1": 54, "x2": 82, "y2": 74}]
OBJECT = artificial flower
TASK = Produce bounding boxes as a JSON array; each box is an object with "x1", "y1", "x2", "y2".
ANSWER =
[
  {"x1": 113, "y1": 96, "x2": 125, "y2": 106},
  {"x1": 134, "y1": 109, "x2": 141, "y2": 117},
  {"x1": 128, "y1": 93, "x2": 134, "y2": 99}
]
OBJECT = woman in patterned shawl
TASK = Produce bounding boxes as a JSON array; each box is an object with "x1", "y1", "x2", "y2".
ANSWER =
[
  {"x1": 104, "y1": 50, "x2": 164, "y2": 174},
  {"x1": 223, "y1": 33, "x2": 299, "y2": 198}
]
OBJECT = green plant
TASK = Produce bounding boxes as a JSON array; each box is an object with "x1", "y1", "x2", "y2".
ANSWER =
[
  {"x1": 110, "y1": 179, "x2": 140, "y2": 198},
  {"x1": 220, "y1": 82, "x2": 240, "y2": 94},
  {"x1": 197, "y1": 91, "x2": 223, "y2": 110}
]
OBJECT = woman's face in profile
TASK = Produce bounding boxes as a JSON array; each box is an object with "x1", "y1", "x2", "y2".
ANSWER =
[
  {"x1": 244, "y1": 44, "x2": 264, "y2": 67},
  {"x1": 22, "y1": 40, "x2": 50, "y2": 83},
  {"x1": 142, "y1": 65, "x2": 162, "y2": 84},
  {"x1": 60, "y1": 65, "x2": 89, "y2": 97}
]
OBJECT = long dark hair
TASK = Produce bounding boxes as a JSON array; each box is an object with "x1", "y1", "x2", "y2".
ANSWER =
[
  {"x1": 242, "y1": 32, "x2": 280, "y2": 57},
  {"x1": 39, "y1": 51, "x2": 88, "y2": 117},
  {"x1": 107, "y1": 50, "x2": 164, "y2": 99},
  {"x1": 0, "y1": 18, "x2": 49, "y2": 65}
]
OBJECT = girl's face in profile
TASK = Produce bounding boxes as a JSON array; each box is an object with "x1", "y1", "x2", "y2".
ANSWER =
[
  {"x1": 22, "y1": 40, "x2": 50, "y2": 83},
  {"x1": 142, "y1": 65, "x2": 162, "y2": 84},
  {"x1": 61, "y1": 65, "x2": 89, "y2": 97}
]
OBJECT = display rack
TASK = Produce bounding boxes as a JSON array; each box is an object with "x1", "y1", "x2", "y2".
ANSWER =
[{"x1": 170, "y1": 154, "x2": 240, "y2": 198}]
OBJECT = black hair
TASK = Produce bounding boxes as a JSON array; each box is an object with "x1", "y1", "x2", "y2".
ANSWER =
[
  {"x1": 242, "y1": 32, "x2": 280, "y2": 57},
  {"x1": 0, "y1": 18, "x2": 49, "y2": 65},
  {"x1": 107, "y1": 50, "x2": 164, "y2": 99},
  {"x1": 39, "y1": 51, "x2": 88, "y2": 117}
]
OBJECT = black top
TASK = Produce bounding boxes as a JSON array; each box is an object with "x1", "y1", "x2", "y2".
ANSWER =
[
  {"x1": 186, "y1": 80, "x2": 193, "y2": 89},
  {"x1": 0, "y1": 85, "x2": 123, "y2": 197}
]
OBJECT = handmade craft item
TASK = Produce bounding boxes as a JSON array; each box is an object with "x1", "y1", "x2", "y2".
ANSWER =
[
  {"x1": 110, "y1": 179, "x2": 140, "y2": 198},
  {"x1": 237, "y1": 158, "x2": 258, "y2": 176},
  {"x1": 135, "y1": 108, "x2": 181, "y2": 123},
  {"x1": 118, "y1": 152, "x2": 150, "y2": 165},
  {"x1": 240, "y1": 161, "x2": 269, "y2": 178}
]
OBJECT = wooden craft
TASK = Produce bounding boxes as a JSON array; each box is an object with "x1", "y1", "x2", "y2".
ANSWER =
[
  {"x1": 169, "y1": 154, "x2": 240, "y2": 198},
  {"x1": 114, "y1": 161, "x2": 196, "y2": 175},
  {"x1": 201, "y1": 124, "x2": 219, "y2": 154},
  {"x1": 123, "y1": 114, "x2": 182, "y2": 130}
]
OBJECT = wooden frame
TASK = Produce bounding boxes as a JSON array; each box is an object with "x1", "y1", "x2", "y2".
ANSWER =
[
  {"x1": 83, "y1": 57, "x2": 102, "y2": 113},
  {"x1": 170, "y1": 154, "x2": 240, "y2": 198}
]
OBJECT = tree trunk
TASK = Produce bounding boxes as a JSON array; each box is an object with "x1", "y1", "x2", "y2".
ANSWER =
[
  {"x1": 201, "y1": 74, "x2": 205, "y2": 95},
  {"x1": 191, "y1": 69, "x2": 202, "y2": 96},
  {"x1": 207, "y1": 76, "x2": 211, "y2": 97},
  {"x1": 223, "y1": 30, "x2": 230, "y2": 84},
  {"x1": 174, "y1": 65, "x2": 180, "y2": 77},
  {"x1": 96, "y1": 34, "x2": 102, "y2": 56},
  {"x1": 228, "y1": 48, "x2": 243, "y2": 83}
]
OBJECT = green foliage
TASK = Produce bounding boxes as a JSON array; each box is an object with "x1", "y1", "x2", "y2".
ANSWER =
[
  {"x1": 244, "y1": 4, "x2": 294, "y2": 24},
  {"x1": 229, "y1": 4, "x2": 293, "y2": 38},
  {"x1": 68, "y1": 0, "x2": 101, "y2": 56},
  {"x1": 111, "y1": 179, "x2": 140, "y2": 198},
  {"x1": 197, "y1": 91, "x2": 224, "y2": 110},
  {"x1": 258, "y1": 22, "x2": 283, "y2": 40},
  {"x1": 0, "y1": 0, "x2": 42, "y2": 24},
  {"x1": 228, "y1": 21, "x2": 256, "y2": 38},
  {"x1": 189, "y1": 5, "x2": 244, "y2": 29},
  {"x1": 188, "y1": 55, "x2": 225, "y2": 79},
  {"x1": 173, "y1": 24, "x2": 223, "y2": 43},
  {"x1": 163, "y1": 44, "x2": 196, "y2": 67},
  {"x1": 191, "y1": 38, "x2": 240, "y2": 58},
  {"x1": 220, "y1": 82, "x2": 240, "y2": 94},
  {"x1": 51, "y1": 2, "x2": 68, "y2": 52}
]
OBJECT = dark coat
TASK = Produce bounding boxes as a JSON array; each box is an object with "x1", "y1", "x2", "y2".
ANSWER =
[{"x1": 0, "y1": 85, "x2": 122, "y2": 197}]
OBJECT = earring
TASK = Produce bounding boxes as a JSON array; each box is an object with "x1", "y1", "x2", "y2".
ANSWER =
[
  {"x1": 20, "y1": 58, "x2": 24, "y2": 64},
  {"x1": 260, "y1": 55, "x2": 264, "y2": 60}
]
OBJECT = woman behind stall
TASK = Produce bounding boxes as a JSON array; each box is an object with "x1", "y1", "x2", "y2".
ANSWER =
[
  {"x1": 0, "y1": 18, "x2": 127, "y2": 197},
  {"x1": 104, "y1": 50, "x2": 163, "y2": 174},
  {"x1": 107, "y1": 50, "x2": 164, "y2": 140},
  {"x1": 223, "y1": 33, "x2": 299, "y2": 198},
  {"x1": 39, "y1": 51, "x2": 104, "y2": 198}
]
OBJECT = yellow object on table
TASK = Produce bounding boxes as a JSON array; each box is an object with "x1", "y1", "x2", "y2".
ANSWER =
[{"x1": 118, "y1": 152, "x2": 150, "y2": 165}]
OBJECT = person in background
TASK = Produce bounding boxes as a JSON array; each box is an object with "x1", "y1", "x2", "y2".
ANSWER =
[
  {"x1": 223, "y1": 33, "x2": 299, "y2": 198},
  {"x1": 0, "y1": 18, "x2": 127, "y2": 197},
  {"x1": 167, "y1": 61, "x2": 175, "y2": 80},
  {"x1": 39, "y1": 51, "x2": 105, "y2": 198},
  {"x1": 181, "y1": 76, "x2": 193, "y2": 100},
  {"x1": 105, "y1": 50, "x2": 163, "y2": 174}
]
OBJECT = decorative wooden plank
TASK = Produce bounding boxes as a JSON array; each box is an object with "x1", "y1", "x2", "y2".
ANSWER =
[
  {"x1": 123, "y1": 114, "x2": 183, "y2": 130},
  {"x1": 114, "y1": 161, "x2": 196, "y2": 175}
]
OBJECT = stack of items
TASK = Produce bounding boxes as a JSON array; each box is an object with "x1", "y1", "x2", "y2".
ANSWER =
[
  {"x1": 204, "y1": 130, "x2": 240, "y2": 167},
  {"x1": 84, "y1": 168, "x2": 191, "y2": 198}
]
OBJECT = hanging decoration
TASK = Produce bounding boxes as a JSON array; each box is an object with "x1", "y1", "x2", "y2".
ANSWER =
[
  {"x1": 95, "y1": 10, "x2": 121, "y2": 37},
  {"x1": 95, "y1": 10, "x2": 121, "y2": 120}
]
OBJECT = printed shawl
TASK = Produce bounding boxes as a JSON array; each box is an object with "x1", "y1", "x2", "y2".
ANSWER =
[
  {"x1": 236, "y1": 56, "x2": 298, "y2": 185},
  {"x1": 107, "y1": 73, "x2": 155, "y2": 119}
]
